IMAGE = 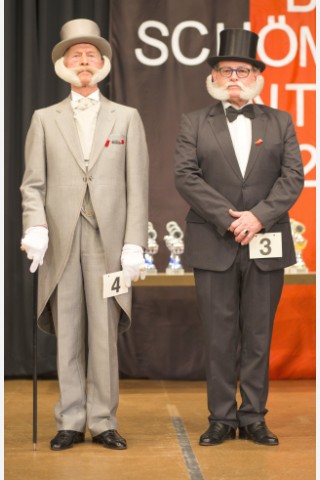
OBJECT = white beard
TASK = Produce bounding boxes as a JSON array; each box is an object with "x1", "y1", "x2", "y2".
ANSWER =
[
  {"x1": 54, "y1": 55, "x2": 111, "y2": 87},
  {"x1": 206, "y1": 74, "x2": 264, "y2": 102}
]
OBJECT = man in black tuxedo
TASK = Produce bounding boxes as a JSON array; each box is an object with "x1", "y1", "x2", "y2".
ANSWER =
[{"x1": 175, "y1": 29, "x2": 304, "y2": 446}]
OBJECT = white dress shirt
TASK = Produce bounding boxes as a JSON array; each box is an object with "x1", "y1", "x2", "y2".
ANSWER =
[
  {"x1": 223, "y1": 101, "x2": 253, "y2": 178},
  {"x1": 71, "y1": 90, "x2": 101, "y2": 166}
]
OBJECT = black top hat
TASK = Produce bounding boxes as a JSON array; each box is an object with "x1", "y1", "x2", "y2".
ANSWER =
[{"x1": 207, "y1": 29, "x2": 265, "y2": 72}]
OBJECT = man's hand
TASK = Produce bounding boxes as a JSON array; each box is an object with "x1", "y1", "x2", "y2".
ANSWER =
[
  {"x1": 21, "y1": 226, "x2": 49, "y2": 273},
  {"x1": 121, "y1": 244, "x2": 146, "y2": 288},
  {"x1": 228, "y1": 209, "x2": 263, "y2": 245}
]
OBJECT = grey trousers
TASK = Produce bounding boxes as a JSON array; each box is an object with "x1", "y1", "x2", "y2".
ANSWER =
[{"x1": 50, "y1": 216, "x2": 121, "y2": 436}]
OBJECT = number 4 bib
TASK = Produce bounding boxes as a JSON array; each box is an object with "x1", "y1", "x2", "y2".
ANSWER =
[
  {"x1": 249, "y1": 233, "x2": 283, "y2": 259},
  {"x1": 103, "y1": 271, "x2": 129, "y2": 298}
]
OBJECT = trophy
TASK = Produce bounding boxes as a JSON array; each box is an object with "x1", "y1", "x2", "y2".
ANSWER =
[
  {"x1": 144, "y1": 221, "x2": 159, "y2": 274},
  {"x1": 164, "y1": 221, "x2": 185, "y2": 274},
  {"x1": 286, "y1": 218, "x2": 309, "y2": 273}
]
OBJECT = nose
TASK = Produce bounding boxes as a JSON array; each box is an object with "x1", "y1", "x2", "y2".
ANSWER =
[
  {"x1": 230, "y1": 70, "x2": 238, "y2": 81},
  {"x1": 80, "y1": 53, "x2": 89, "y2": 65}
]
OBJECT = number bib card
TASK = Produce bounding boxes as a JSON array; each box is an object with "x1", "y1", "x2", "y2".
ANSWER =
[
  {"x1": 103, "y1": 271, "x2": 128, "y2": 298},
  {"x1": 249, "y1": 232, "x2": 282, "y2": 259}
]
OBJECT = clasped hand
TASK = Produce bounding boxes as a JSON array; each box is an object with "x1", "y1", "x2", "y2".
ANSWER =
[{"x1": 228, "y1": 209, "x2": 263, "y2": 245}]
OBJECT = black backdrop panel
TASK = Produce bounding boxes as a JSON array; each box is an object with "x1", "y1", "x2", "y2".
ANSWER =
[
  {"x1": 109, "y1": 0, "x2": 249, "y2": 379},
  {"x1": 109, "y1": 0, "x2": 249, "y2": 269},
  {"x1": 4, "y1": 0, "x2": 248, "y2": 378},
  {"x1": 4, "y1": 0, "x2": 110, "y2": 377}
]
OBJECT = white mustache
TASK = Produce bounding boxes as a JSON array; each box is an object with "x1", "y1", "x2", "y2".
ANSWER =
[
  {"x1": 72, "y1": 65, "x2": 100, "y2": 75},
  {"x1": 224, "y1": 80, "x2": 246, "y2": 90}
]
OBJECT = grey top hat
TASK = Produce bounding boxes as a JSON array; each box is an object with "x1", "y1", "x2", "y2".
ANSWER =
[
  {"x1": 52, "y1": 18, "x2": 112, "y2": 63},
  {"x1": 207, "y1": 29, "x2": 265, "y2": 72}
]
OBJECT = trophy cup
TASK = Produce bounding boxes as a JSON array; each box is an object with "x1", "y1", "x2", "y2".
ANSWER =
[
  {"x1": 144, "y1": 221, "x2": 159, "y2": 274},
  {"x1": 286, "y1": 218, "x2": 309, "y2": 273},
  {"x1": 164, "y1": 221, "x2": 185, "y2": 274}
]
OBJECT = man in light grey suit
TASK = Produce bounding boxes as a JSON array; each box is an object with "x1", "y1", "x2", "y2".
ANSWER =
[
  {"x1": 175, "y1": 29, "x2": 304, "y2": 446},
  {"x1": 20, "y1": 19, "x2": 149, "y2": 451}
]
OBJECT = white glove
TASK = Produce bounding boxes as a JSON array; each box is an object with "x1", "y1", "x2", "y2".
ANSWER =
[
  {"x1": 121, "y1": 244, "x2": 146, "y2": 288},
  {"x1": 21, "y1": 226, "x2": 49, "y2": 273}
]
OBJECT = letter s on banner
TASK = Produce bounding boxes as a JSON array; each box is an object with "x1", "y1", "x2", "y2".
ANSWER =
[
  {"x1": 171, "y1": 21, "x2": 210, "y2": 66},
  {"x1": 135, "y1": 21, "x2": 169, "y2": 66}
]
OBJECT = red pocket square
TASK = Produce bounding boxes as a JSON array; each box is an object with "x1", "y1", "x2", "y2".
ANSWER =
[
  {"x1": 255, "y1": 139, "x2": 263, "y2": 145},
  {"x1": 105, "y1": 140, "x2": 110, "y2": 147}
]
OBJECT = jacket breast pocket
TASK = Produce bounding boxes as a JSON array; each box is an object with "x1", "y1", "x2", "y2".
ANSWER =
[{"x1": 105, "y1": 134, "x2": 126, "y2": 147}]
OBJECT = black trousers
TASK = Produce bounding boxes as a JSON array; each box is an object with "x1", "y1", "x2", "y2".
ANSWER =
[{"x1": 194, "y1": 246, "x2": 284, "y2": 428}]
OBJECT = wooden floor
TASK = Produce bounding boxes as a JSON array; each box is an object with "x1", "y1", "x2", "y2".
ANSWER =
[{"x1": 4, "y1": 379, "x2": 315, "y2": 480}]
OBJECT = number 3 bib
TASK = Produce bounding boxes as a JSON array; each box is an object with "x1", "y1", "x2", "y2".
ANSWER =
[{"x1": 249, "y1": 233, "x2": 283, "y2": 259}]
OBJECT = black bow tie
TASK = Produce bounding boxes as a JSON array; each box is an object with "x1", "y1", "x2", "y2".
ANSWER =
[{"x1": 226, "y1": 104, "x2": 255, "y2": 122}]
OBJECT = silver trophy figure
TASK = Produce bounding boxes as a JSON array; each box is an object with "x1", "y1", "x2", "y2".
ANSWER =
[
  {"x1": 164, "y1": 221, "x2": 185, "y2": 274},
  {"x1": 286, "y1": 218, "x2": 309, "y2": 273},
  {"x1": 144, "y1": 221, "x2": 159, "y2": 274}
]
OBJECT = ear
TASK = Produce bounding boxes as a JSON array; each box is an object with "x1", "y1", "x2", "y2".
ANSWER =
[
  {"x1": 211, "y1": 69, "x2": 217, "y2": 82},
  {"x1": 252, "y1": 67, "x2": 261, "y2": 78}
]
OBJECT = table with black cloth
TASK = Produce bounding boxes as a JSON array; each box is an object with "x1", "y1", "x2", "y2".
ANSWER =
[{"x1": 117, "y1": 273, "x2": 315, "y2": 380}]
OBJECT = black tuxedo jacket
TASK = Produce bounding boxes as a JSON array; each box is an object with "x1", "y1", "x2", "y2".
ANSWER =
[{"x1": 175, "y1": 102, "x2": 304, "y2": 272}]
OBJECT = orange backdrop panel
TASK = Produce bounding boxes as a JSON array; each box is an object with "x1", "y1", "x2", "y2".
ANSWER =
[
  {"x1": 250, "y1": 0, "x2": 316, "y2": 378},
  {"x1": 270, "y1": 285, "x2": 316, "y2": 379}
]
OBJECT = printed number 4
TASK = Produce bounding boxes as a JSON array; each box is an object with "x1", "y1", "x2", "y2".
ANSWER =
[{"x1": 111, "y1": 276, "x2": 121, "y2": 293}]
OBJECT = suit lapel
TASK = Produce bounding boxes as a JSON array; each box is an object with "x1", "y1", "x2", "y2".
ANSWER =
[
  {"x1": 55, "y1": 97, "x2": 85, "y2": 171},
  {"x1": 55, "y1": 95, "x2": 116, "y2": 172},
  {"x1": 89, "y1": 96, "x2": 116, "y2": 170},
  {"x1": 244, "y1": 104, "x2": 267, "y2": 180},
  {"x1": 207, "y1": 103, "x2": 243, "y2": 181}
]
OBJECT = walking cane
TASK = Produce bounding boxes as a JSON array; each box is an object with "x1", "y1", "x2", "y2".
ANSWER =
[
  {"x1": 21, "y1": 244, "x2": 39, "y2": 449},
  {"x1": 32, "y1": 270, "x2": 38, "y2": 451}
]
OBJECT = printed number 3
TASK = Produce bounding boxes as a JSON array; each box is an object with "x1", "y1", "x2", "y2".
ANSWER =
[{"x1": 259, "y1": 237, "x2": 272, "y2": 256}]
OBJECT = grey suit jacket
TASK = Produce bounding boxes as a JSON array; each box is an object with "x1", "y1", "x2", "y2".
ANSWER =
[
  {"x1": 21, "y1": 94, "x2": 149, "y2": 334},
  {"x1": 175, "y1": 102, "x2": 304, "y2": 272}
]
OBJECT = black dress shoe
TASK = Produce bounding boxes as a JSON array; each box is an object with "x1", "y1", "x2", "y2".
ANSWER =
[
  {"x1": 50, "y1": 430, "x2": 85, "y2": 451},
  {"x1": 92, "y1": 430, "x2": 127, "y2": 450},
  {"x1": 239, "y1": 421, "x2": 279, "y2": 446},
  {"x1": 199, "y1": 422, "x2": 236, "y2": 446}
]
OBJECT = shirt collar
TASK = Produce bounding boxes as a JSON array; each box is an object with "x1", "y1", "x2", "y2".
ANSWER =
[
  {"x1": 70, "y1": 90, "x2": 100, "y2": 102},
  {"x1": 222, "y1": 100, "x2": 253, "y2": 112}
]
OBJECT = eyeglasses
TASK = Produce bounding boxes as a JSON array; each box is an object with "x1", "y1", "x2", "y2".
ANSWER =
[{"x1": 216, "y1": 67, "x2": 253, "y2": 78}]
